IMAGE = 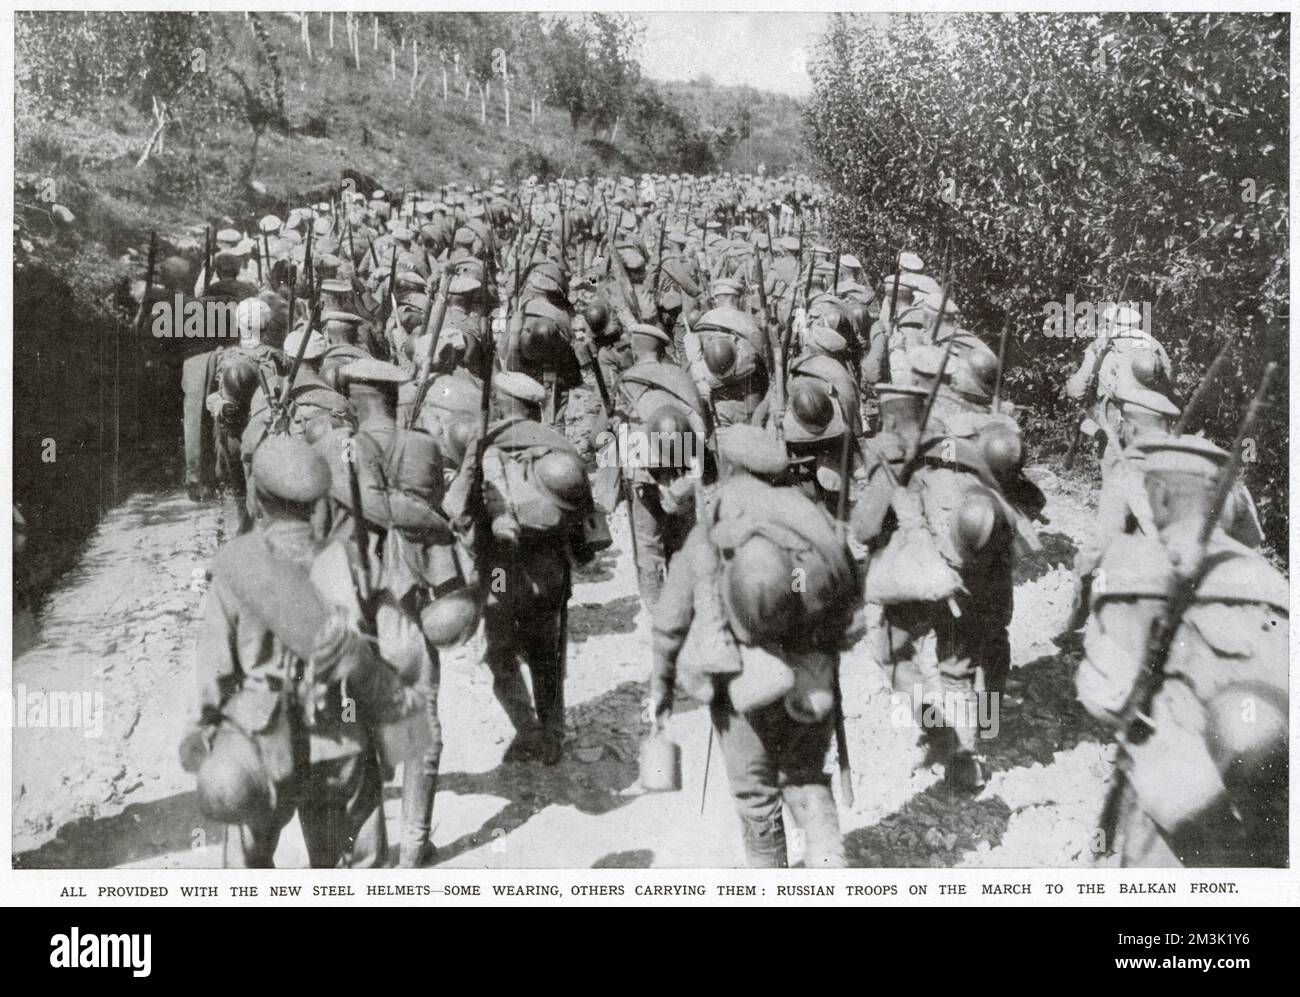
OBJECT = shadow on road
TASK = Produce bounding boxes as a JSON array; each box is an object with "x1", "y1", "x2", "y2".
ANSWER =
[
  {"x1": 417, "y1": 679, "x2": 650, "y2": 866},
  {"x1": 1012, "y1": 529, "x2": 1077, "y2": 585},
  {"x1": 844, "y1": 644, "x2": 1108, "y2": 869},
  {"x1": 14, "y1": 790, "x2": 221, "y2": 870},
  {"x1": 569, "y1": 594, "x2": 640, "y2": 642}
]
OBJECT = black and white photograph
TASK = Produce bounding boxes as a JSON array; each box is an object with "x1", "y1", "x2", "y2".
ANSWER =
[{"x1": 3, "y1": 4, "x2": 1293, "y2": 899}]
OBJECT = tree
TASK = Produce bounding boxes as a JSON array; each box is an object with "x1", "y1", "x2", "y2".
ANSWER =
[
  {"x1": 806, "y1": 11, "x2": 1289, "y2": 556},
  {"x1": 541, "y1": 13, "x2": 642, "y2": 136}
]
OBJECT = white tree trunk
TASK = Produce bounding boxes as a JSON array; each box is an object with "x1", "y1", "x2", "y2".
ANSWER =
[
  {"x1": 442, "y1": 66, "x2": 448, "y2": 102},
  {"x1": 328, "y1": 12, "x2": 334, "y2": 48},
  {"x1": 302, "y1": 13, "x2": 311, "y2": 60},
  {"x1": 479, "y1": 82, "x2": 486, "y2": 125},
  {"x1": 610, "y1": 116, "x2": 620, "y2": 143},
  {"x1": 504, "y1": 87, "x2": 510, "y2": 129},
  {"x1": 373, "y1": 15, "x2": 378, "y2": 51},
  {"x1": 353, "y1": 20, "x2": 361, "y2": 68},
  {"x1": 391, "y1": 46, "x2": 396, "y2": 81},
  {"x1": 135, "y1": 98, "x2": 168, "y2": 168}
]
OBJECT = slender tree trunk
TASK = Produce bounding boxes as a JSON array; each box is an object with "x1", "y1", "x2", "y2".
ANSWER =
[
  {"x1": 391, "y1": 45, "x2": 396, "y2": 81},
  {"x1": 302, "y1": 13, "x2": 311, "y2": 61},
  {"x1": 504, "y1": 86, "x2": 510, "y2": 129},
  {"x1": 442, "y1": 65, "x2": 448, "y2": 102},
  {"x1": 610, "y1": 116, "x2": 620, "y2": 143},
  {"x1": 411, "y1": 39, "x2": 419, "y2": 98},
  {"x1": 479, "y1": 81, "x2": 487, "y2": 125},
  {"x1": 373, "y1": 15, "x2": 378, "y2": 51},
  {"x1": 328, "y1": 12, "x2": 334, "y2": 48}
]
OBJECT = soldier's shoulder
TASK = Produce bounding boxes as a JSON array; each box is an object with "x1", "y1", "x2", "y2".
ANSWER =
[{"x1": 1198, "y1": 540, "x2": 1288, "y2": 612}]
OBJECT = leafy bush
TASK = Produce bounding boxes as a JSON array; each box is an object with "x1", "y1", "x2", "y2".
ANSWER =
[{"x1": 806, "y1": 12, "x2": 1289, "y2": 559}]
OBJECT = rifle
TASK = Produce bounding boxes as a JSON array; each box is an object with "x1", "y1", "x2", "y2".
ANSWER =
[
  {"x1": 380, "y1": 243, "x2": 399, "y2": 330},
  {"x1": 654, "y1": 205, "x2": 669, "y2": 306},
  {"x1": 1173, "y1": 328, "x2": 1240, "y2": 436},
  {"x1": 345, "y1": 200, "x2": 357, "y2": 264},
  {"x1": 886, "y1": 249, "x2": 902, "y2": 330},
  {"x1": 133, "y1": 230, "x2": 158, "y2": 336},
  {"x1": 1098, "y1": 363, "x2": 1277, "y2": 849},
  {"x1": 991, "y1": 312, "x2": 1010, "y2": 411},
  {"x1": 346, "y1": 431, "x2": 376, "y2": 635},
  {"x1": 584, "y1": 341, "x2": 641, "y2": 574},
  {"x1": 470, "y1": 312, "x2": 498, "y2": 587},
  {"x1": 795, "y1": 223, "x2": 806, "y2": 306},
  {"x1": 832, "y1": 397, "x2": 854, "y2": 808},
  {"x1": 605, "y1": 200, "x2": 643, "y2": 323},
  {"x1": 831, "y1": 246, "x2": 841, "y2": 296},
  {"x1": 481, "y1": 188, "x2": 504, "y2": 279},
  {"x1": 405, "y1": 279, "x2": 451, "y2": 429},
  {"x1": 754, "y1": 245, "x2": 784, "y2": 438},
  {"x1": 302, "y1": 221, "x2": 315, "y2": 312},
  {"x1": 557, "y1": 185, "x2": 568, "y2": 264},
  {"x1": 278, "y1": 298, "x2": 323, "y2": 414}
]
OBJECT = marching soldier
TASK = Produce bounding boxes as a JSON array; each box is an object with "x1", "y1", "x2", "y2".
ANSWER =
[
  {"x1": 852, "y1": 371, "x2": 1029, "y2": 790},
  {"x1": 1065, "y1": 303, "x2": 1172, "y2": 467},
  {"x1": 650, "y1": 425, "x2": 860, "y2": 867},
  {"x1": 186, "y1": 435, "x2": 396, "y2": 867},
  {"x1": 1077, "y1": 435, "x2": 1287, "y2": 867},
  {"x1": 481, "y1": 372, "x2": 601, "y2": 765},
  {"x1": 610, "y1": 323, "x2": 708, "y2": 606}
]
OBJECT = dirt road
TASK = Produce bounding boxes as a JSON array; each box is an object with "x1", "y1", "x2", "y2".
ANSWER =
[{"x1": 12, "y1": 466, "x2": 1114, "y2": 870}]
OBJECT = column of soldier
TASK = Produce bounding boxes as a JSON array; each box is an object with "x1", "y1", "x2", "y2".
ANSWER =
[{"x1": 162, "y1": 168, "x2": 1285, "y2": 871}]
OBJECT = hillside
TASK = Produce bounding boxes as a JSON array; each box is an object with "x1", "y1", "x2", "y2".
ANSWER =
[{"x1": 12, "y1": 11, "x2": 810, "y2": 598}]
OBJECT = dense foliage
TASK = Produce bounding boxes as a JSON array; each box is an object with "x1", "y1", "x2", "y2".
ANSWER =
[{"x1": 806, "y1": 12, "x2": 1289, "y2": 557}]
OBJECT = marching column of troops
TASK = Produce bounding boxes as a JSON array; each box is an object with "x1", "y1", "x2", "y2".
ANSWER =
[{"x1": 154, "y1": 168, "x2": 1284, "y2": 870}]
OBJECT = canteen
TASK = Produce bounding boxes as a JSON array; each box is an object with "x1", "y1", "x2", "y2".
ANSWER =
[{"x1": 638, "y1": 730, "x2": 682, "y2": 792}]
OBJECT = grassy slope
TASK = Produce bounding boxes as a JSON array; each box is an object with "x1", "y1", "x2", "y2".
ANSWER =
[{"x1": 15, "y1": 13, "x2": 612, "y2": 306}]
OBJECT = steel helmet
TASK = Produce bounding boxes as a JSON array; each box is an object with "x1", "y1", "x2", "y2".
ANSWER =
[
  {"x1": 533, "y1": 451, "x2": 588, "y2": 511},
  {"x1": 197, "y1": 727, "x2": 273, "y2": 825},
  {"x1": 703, "y1": 335, "x2": 737, "y2": 377},
  {"x1": 722, "y1": 536, "x2": 800, "y2": 645}
]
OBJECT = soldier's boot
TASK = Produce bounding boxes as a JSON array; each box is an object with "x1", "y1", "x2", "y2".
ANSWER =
[
  {"x1": 527, "y1": 655, "x2": 566, "y2": 766},
  {"x1": 399, "y1": 764, "x2": 439, "y2": 868},
  {"x1": 739, "y1": 813, "x2": 789, "y2": 869},
  {"x1": 488, "y1": 656, "x2": 542, "y2": 763},
  {"x1": 399, "y1": 727, "x2": 443, "y2": 867},
  {"x1": 782, "y1": 784, "x2": 847, "y2": 868}
]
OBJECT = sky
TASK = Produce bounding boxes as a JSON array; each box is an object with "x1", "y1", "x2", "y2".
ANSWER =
[{"x1": 638, "y1": 12, "x2": 830, "y2": 98}]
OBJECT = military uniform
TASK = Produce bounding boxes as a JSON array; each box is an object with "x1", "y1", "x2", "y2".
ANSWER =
[
  {"x1": 651, "y1": 426, "x2": 858, "y2": 867},
  {"x1": 611, "y1": 335, "x2": 708, "y2": 606},
  {"x1": 1065, "y1": 305, "x2": 1172, "y2": 465},
  {"x1": 852, "y1": 381, "x2": 1031, "y2": 790},
  {"x1": 481, "y1": 374, "x2": 599, "y2": 765},
  {"x1": 189, "y1": 436, "x2": 394, "y2": 868},
  {"x1": 1077, "y1": 437, "x2": 1287, "y2": 867}
]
